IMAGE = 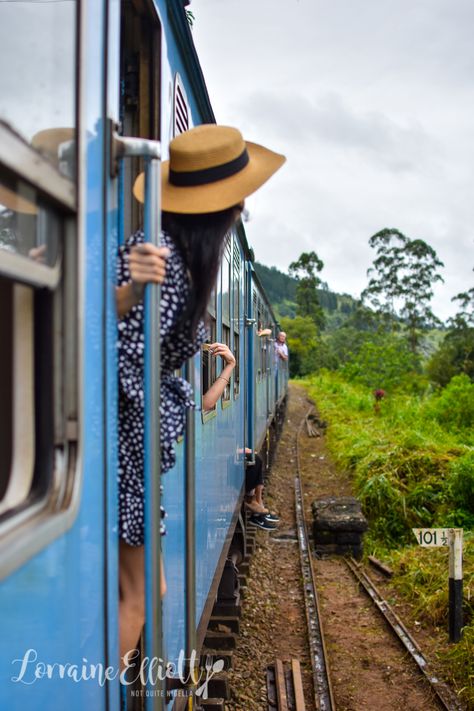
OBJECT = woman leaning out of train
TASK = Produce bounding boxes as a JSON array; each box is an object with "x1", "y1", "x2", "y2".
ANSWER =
[{"x1": 115, "y1": 124, "x2": 286, "y2": 669}]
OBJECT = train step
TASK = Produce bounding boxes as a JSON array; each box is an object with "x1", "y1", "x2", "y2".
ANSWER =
[
  {"x1": 197, "y1": 699, "x2": 225, "y2": 711},
  {"x1": 203, "y1": 630, "x2": 237, "y2": 650},
  {"x1": 212, "y1": 601, "x2": 241, "y2": 618},
  {"x1": 208, "y1": 615, "x2": 241, "y2": 634},
  {"x1": 205, "y1": 674, "x2": 230, "y2": 700}
]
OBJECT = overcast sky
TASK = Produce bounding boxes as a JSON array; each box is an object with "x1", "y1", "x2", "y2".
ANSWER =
[{"x1": 192, "y1": 0, "x2": 474, "y2": 321}]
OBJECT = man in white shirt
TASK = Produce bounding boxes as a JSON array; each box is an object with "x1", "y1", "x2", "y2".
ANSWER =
[{"x1": 274, "y1": 331, "x2": 289, "y2": 363}]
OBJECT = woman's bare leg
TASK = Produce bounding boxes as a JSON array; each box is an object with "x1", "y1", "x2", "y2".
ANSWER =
[
  {"x1": 119, "y1": 542, "x2": 167, "y2": 671},
  {"x1": 119, "y1": 541, "x2": 145, "y2": 670}
]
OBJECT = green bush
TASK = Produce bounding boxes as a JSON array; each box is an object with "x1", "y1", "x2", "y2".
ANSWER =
[{"x1": 424, "y1": 374, "x2": 474, "y2": 436}]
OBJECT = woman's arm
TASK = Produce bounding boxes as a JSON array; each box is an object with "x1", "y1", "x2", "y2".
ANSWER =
[
  {"x1": 202, "y1": 343, "x2": 236, "y2": 412},
  {"x1": 116, "y1": 243, "x2": 170, "y2": 318}
]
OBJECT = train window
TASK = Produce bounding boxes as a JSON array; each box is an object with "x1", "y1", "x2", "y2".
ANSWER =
[
  {"x1": 232, "y1": 238, "x2": 241, "y2": 399},
  {"x1": 202, "y1": 285, "x2": 217, "y2": 420},
  {"x1": 221, "y1": 238, "x2": 231, "y2": 407},
  {"x1": 0, "y1": 2, "x2": 76, "y2": 180}
]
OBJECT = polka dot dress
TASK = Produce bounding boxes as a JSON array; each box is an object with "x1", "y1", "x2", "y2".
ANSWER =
[{"x1": 117, "y1": 230, "x2": 206, "y2": 546}]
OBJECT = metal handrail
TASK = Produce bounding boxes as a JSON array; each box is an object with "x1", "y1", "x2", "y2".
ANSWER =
[
  {"x1": 112, "y1": 130, "x2": 164, "y2": 710},
  {"x1": 184, "y1": 358, "x2": 197, "y2": 702},
  {"x1": 143, "y1": 152, "x2": 164, "y2": 711}
]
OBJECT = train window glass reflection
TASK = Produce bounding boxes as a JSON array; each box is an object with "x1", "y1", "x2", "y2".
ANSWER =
[
  {"x1": 0, "y1": 175, "x2": 61, "y2": 277},
  {"x1": 0, "y1": 3, "x2": 76, "y2": 180},
  {"x1": 221, "y1": 239, "x2": 231, "y2": 406}
]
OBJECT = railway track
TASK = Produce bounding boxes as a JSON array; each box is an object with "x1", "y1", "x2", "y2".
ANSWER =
[
  {"x1": 294, "y1": 409, "x2": 335, "y2": 711},
  {"x1": 293, "y1": 405, "x2": 463, "y2": 711},
  {"x1": 344, "y1": 557, "x2": 463, "y2": 711}
]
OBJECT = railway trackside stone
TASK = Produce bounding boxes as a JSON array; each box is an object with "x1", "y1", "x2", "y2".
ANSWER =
[{"x1": 311, "y1": 497, "x2": 368, "y2": 560}]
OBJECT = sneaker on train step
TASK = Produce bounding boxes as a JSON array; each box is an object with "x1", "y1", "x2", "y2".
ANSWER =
[
  {"x1": 248, "y1": 514, "x2": 278, "y2": 530},
  {"x1": 264, "y1": 512, "x2": 280, "y2": 523}
]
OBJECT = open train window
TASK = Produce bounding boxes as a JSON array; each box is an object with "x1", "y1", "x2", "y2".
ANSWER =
[
  {"x1": 221, "y1": 236, "x2": 231, "y2": 407},
  {"x1": 257, "y1": 298, "x2": 265, "y2": 381},
  {"x1": 120, "y1": 0, "x2": 161, "y2": 240},
  {"x1": 261, "y1": 305, "x2": 269, "y2": 378},
  {"x1": 233, "y1": 237, "x2": 241, "y2": 399},
  {"x1": 201, "y1": 285, "x2": 217, "y2": 421},
  {"x1": 0, "y1": 9, "x2": 79, "y2": 578}
]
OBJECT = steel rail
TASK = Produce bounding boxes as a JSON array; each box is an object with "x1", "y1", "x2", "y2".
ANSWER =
[
  {"x1": 344, "y1": 557, "x2": 463, "y2": 711},
  {"x1": 294, "y1": 407, "x2": 336, "y2": 711}
]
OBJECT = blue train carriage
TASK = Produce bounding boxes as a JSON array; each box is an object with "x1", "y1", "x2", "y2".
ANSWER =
[{"x1": 0, "y1": 0, "x2": 288, "y2": 708}]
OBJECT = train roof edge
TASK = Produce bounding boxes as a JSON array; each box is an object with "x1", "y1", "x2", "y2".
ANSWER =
[{"x1": 166, "y1": 0, "x2": 215, "y2": 123}]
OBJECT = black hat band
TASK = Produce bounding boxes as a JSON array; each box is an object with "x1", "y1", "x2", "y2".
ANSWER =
[{"x1": 169, "y1": 148, "x2": 249, "y2": 187}]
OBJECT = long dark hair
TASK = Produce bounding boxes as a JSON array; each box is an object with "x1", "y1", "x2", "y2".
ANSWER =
[{"x1": 162, "y1": 205, "x2": 240, "y2": 338}]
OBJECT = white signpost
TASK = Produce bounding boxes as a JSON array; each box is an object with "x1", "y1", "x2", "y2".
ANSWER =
[{"x1": 412, "y1": 528, "x2": 463, "y2": 643}]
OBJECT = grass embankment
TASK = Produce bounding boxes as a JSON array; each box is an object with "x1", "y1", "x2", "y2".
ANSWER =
[{"x1": 301, "y1": 371, "x2": 474, "y2": 706}]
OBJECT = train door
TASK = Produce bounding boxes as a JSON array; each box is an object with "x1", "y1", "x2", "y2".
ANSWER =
[
  {"x1": 105, "y1": 0, "x2": 164, "y2": 708},
  {"x1": 0, "y1": 2, "x2": 112, "y2": 710}
]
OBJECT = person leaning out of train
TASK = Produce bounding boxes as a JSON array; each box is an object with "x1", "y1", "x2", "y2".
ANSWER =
[
  {"x1": 244, "y1": 451, "x2": 280, "y2": 530},
  {"x1": 201, "y1": 342, "x2": 236, "y2": 411},
  {"x1": 115, "y1": 124, "x2": 286, "y2": 672},
  {"x1": 274, "y1": 330, "x2": 289, "y2": 363}
]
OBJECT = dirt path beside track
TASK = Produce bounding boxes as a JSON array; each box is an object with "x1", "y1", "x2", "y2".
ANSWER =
[{"x1": 226, "y1": 383, "x2": 443, "y2": 711}]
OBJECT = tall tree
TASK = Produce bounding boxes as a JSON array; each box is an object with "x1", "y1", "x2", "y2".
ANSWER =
[
  {"x1": 362, "y1": 228, "x2": 444, "y2": 352},
  {"x1": 428, "y1": 274, "x2": 474, "y2": 385},
  {"x1": 449, "y1": 282, "x2": 474, "y2": 331},
  {"x1": 288, "y1": 251, "x2": 325, "y2": 329}
]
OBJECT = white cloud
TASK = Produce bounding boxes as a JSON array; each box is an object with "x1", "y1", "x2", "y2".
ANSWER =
[{"x1": 192, "y1": 0, "x2": 474, "y2": 321}]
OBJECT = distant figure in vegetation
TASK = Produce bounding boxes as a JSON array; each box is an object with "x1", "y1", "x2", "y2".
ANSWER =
[{"x1": 373, "y1": 388, "x2": 386, "y2": 414}]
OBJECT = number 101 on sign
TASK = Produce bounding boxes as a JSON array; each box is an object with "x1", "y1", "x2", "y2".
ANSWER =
[{"x1": 412, "y1": 528, "x2": 450, "y2": 546}]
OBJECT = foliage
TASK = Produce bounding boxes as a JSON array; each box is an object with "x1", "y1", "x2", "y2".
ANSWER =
[
  {"x1": 280, "y1": 315, "x2": 319, "y2": 377},
  {"x1": 253, "y1": 261, "x2": 359, "y2": 333},
  {"x1": 301, "y1": 371, "x2": 472, "y2": 548},
  {"x1": 427, "y1": 277, "x2": 474, "y2": 386},
  {"x1": 288, "y1": 251, "x2": 326, "y2": 329},
  {"x1": 254, "y1": 262, "x2": 296, "y2": 306},
  {"x1": 449, "y1": 282, "x2": 474, "y2": 330},
  {"x1": 362, "y1": 228, "x2": 444, "y2": 353},
  {"x1": 341, "y1": 333, "x2": 422, "y2": 392},
  {"x1": 425, "y1": 374, "x2": 474, "y2": 436},
  {"x1": 427, "y1": 329, "x2": 474, "y2": 386}
]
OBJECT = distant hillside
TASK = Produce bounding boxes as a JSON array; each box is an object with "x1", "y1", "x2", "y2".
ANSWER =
[{"x1": 254, "y1": 261, "x2": 358, "y2": 328}]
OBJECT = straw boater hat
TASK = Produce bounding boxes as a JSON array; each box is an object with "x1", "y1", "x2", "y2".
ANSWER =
[{"x1": 133, "y1": 124, "x2": 286, "y2": 214}]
